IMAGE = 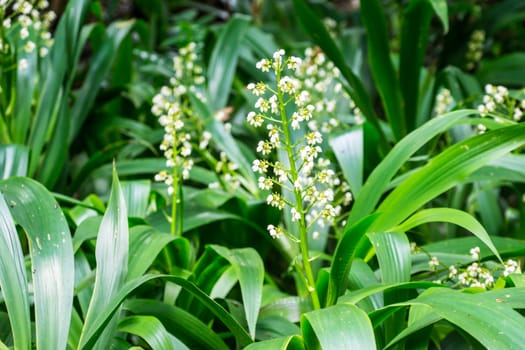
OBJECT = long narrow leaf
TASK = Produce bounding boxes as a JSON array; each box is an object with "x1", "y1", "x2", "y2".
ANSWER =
[
  {"x1": 0, "y1": 177, "x2": 74, "y2": 350},
  {"x1": 207, "y1": 15, "x2": 251, "y2": 111},
  {"x1": 373, "y1": 123, "x2": 525, "y2": 231},
  {"x1": 347, "y1": 109, "x2": 477, "y2": 227},
  {"x1": 78, "y1": 167, "x2": 129, "y2": 349},
  {"x1": 360, "y1": 0, "x2": 405, "y2": 139},
  {"x1": 0, "y1": 193, "x2": 30, "y2": 350}
]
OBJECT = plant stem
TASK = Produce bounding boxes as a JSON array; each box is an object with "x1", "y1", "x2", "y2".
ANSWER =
[
  {"x1": 171, "y1": 163, "x2": 180, "y2": 237},
  {"x1": 276, "y1": 66, "x2": 321, "y2": 310}
]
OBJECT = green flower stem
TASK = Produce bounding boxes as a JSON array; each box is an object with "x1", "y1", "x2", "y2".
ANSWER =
[
  {"x1": 171, "y1": 164, "x2": 180, "y2": 236},
  {"x1": 276, "y1": 66, "x2": 321, "y2": 310}
]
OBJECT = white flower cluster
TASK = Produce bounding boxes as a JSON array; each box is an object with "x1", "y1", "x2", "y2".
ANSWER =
[
  {"x1": 434, "y1": 88, "x2": 454, "y2": 116},
  {"x1": 427, "y1": 246, "x2": 522, "y2": 290},
  {"x1": 247, "y1": 49, "x2": 352, "y2": 239},
  {"x1": 1, "y1": 0, "x2": 56, "y2": 64},
  {"x1": 152, "y1": 42, "x2": 206, "y2": 194},
  {"x1": 296, "y1": 47, "x2": 360, "y2": 130},
  {"x1": 465, "y1": 30, "x2": 485, "y2": 71},
  {"x1": 476, "y1": 84, "x2": 524, "y2": 133}
]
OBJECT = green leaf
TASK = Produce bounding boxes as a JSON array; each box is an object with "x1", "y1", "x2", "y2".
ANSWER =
[
  {"x1": 0, "y1": 145, "x2": 28, "y2": 178},
  {"x1": 244, "y1": 335, "x2": 304, "y2": 350},
  {"x1": 368, "y1": 232, "x2": 411, "y2": 284},
  {"x1": 373, "y1": 123, "x2": 525, "y2": 231},
  {"x1": 207, "y1": 15, "x2": 251, "y2": 111},
  {"x1": 360, "y1": 0, "x2": 405, "y2": 139},
  {"x1": 128, "y1": 226, "x2": 175, "y2": 280},
  {"x1": 347, "y1": 109, "x2": 477, "y2": 227},
  {"x1": 211, "y1": 246, "x2": 264, "y2": 339},
  {"x1": 69, "y1": 20, "x2": 135, "y2": 142},
  {"x1": 429, "y1": 0, "x2": 449, "y2": 33},
  {"x1": 477, "y1": 52, "x2": 525, "y2": 86},
  {"x1": 394, "y1": 208, "x2": 501, "y2": 261},
  {"x1": 79, "y1": 274, "x2": 252, "y2": 349},
  {"x1": 0, "y1": 177, "x2": 74, "y2": 350},
  {"x1": 124, "y1": 300, "x2": 227, "y2": 350},
  {"x1": 329, "y1": 127, "x2": 363, "y2": 196},
  {"x1": 301, "y1": 304, "x2": 376, "y2": 350},
  {"x1": 399, "y1": 1, "x2": 433, "y2": 132},
  {"x1": 117, "y1": 315, "x2": 189, "y2": 350},
  {"x1": 79, "y1": 167, "x2": 129, "y2": 350},
  {"x1": 399, "y1": 288, "x2": 525, "y2": 349},
  {"x1": 121, "y1": 180, "x2": 151, "y2": 218},
  {"x1": 0, "y1": 193, "x2": 31, "y2": 350}
]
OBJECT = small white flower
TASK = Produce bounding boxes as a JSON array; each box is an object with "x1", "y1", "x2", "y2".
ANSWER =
[
  {"x1": 258, "y1": 176, "x2": 273, "y2": 190},
  {"x1": 291, "y1": 207, "x2": 301, "y2": 222},
  {"x1": 267, "y1": 224, "x2": 281, "y2": 239},
  {"x1": 19, "y1": 58, "x2": 28, "y2": 71},
  {"x1": 470, "y1": 246, "x2": 480, "y2": 260},
  {"x1": 20, "y1": 27, "x2": 30, "y2": 40},
  {"x1": 428, "y1": 256, "x2": 440, "y2": 270}
]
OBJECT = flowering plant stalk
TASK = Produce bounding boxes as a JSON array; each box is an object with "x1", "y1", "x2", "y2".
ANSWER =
[
  {"x1": 153, "y1": 42, "x2": 243, "y2": 236},
  {"x1": 246, "y1": 49, "x2": 352, "y2": 309}
]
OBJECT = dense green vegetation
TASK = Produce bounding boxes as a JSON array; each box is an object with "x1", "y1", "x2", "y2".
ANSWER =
[{"x1": 1, "y1": 0, "x2": 525, "y2": 349}]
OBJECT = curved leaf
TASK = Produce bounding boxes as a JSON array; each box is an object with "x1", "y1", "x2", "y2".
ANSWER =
[
  {"x1": 301, "y1": 304, "x2": 376, "y2": 350},
  {"x1": 124, "y1": 300, "x2": 226, "y2": 350},
  {"x1": 0, "y1": 177, "x2": 74, "y2": 350},
  {"x1": 329, "y1": 127, "x2": 363, "y2": 196},
  {"x1": 0, "y1": 193, "x2": 31, "y2": 349},
  {"x1": 0, "y1": 145, "x2": 28, "y2": 179},
  {"x1": 244, "y1": 335, "x2": 304, "y2": 350},
  {"x1": 373, "y1": 123, "x2": 525, "y2": 231},
  {"x1": 395, "y1": 208, "x2": 501, "y2": 260},
  {"x1": 211, "y1": 246, "x2": 264, "y2": 339},
  {"x1": 117, "y1": 315, "x2": 189, "y2": 350}
]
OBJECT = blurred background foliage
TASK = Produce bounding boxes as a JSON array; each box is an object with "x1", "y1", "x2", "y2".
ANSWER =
[{"x1": 1, "y1": 0, "x2": 525, "y2": 349}]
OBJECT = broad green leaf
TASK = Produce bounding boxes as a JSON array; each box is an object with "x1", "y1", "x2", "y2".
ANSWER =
[
  {"x1": 128, "y1": 226, "x2": 175, "y2": 280},
  {"x1": 244, "y1": 335, "x2": 304, "y2": 350},
  {"x1": 327, "y1": 213, "x2": 380, "y2": 306},
  {"x1": 0, "y1": 193, "x2": 31, "y2": 350},
  {"x1": 477, "y1": 52, "x2": 525, "y2": 86},
  {"x1": 79, "y1": 274, "x2": 252, "y2": 349},
  {"x1": 0, "y1": 177, "x2": 74, "y2": 350},
  {"x1": 79, "y1": 168, "x2": 129, "y2": 350},
  {"x1": 373, "y1": 123, "x2": 525, "y2": 231},
  {"x1": 394, "y1": 208, "x2": 501, "y2": 261},
  {"x1": 368, "y1": 231, "x2": 411, "y2": 284},
  {"x1": 255, "y1": 316, "x2": 301, "y2": 340},
  {"x1": 121, "y1": 180, "x2": 151, "y2": 218},
  {"x1": 368, "y1": 232, "x2": 411, "y2": 345},
  {"x1": 207, "y1": 15, "x2": 251, "y2": 110},
  {"x1": 124, "y1": 300, "x2": 228, "y2": 350},
  {"x1": 347, "y1": 109, "x2": 477, "y2": 227},
  {"x1": 0, "y1": 144, "x2": 28, "y2": 179},
  {"x1": 339, "y1": 281, "x2": 444, "y2": 305},
  {"x1": 301, "y1": 304, "x2": 376, "y2": 350},
  {"x1": 329, "y1": 127, "x2": 363, "y2": 196},
  {"x1": 360, "y1": 0, "x2": 405, "y2": 140},
  {"x1": 399, "y1": 288, "x2": 525, "y2": 349},
  {"x1": 429, "y1": 0, "x2": 449, "y2": 33},
  {"x1": 211, "y1": 246, "x2": 264, "y2": 339},
  {"x1": 117, "y1": 315, "x2": 189, "y2": 350},
  {"x1": 421, "y1": 236, "x2": 525, "y2": 258},
  {"x1": 347, "y1": 259, "x2": 382, "y2": 312}
]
